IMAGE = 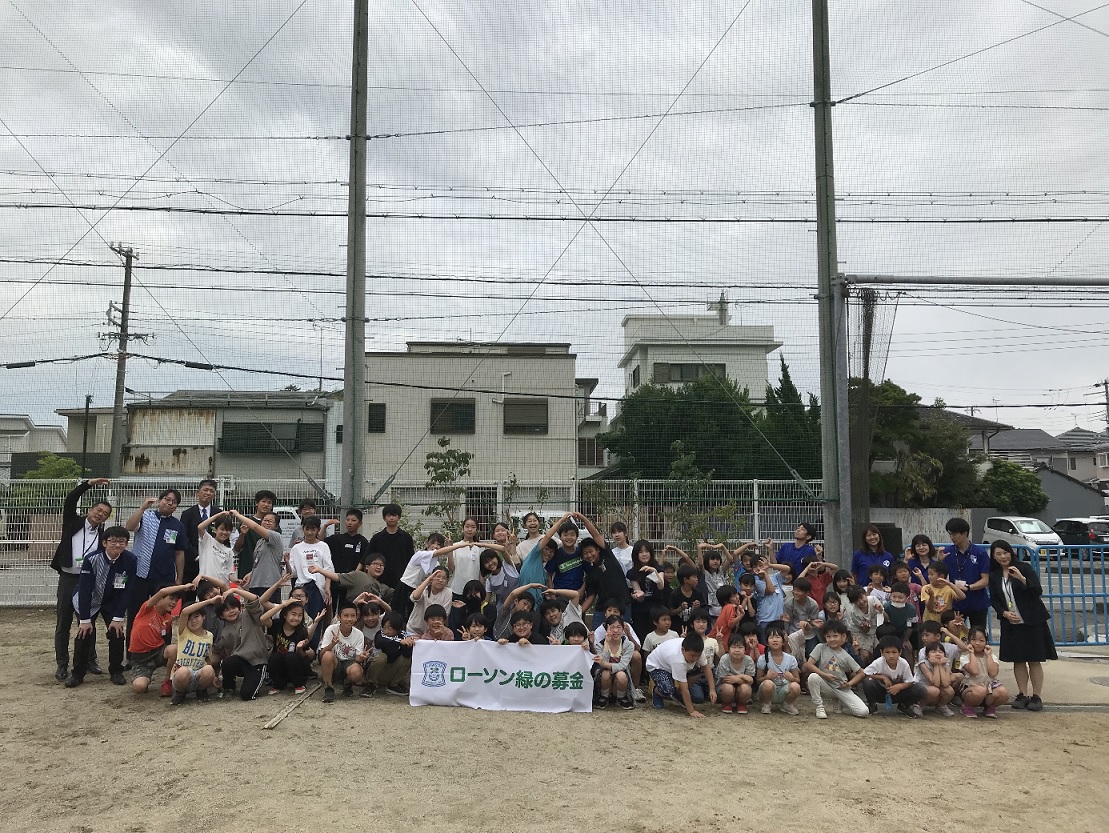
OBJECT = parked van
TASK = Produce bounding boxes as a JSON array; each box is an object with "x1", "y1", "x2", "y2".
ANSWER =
[{"x1": 981, "y1": 516, "x2": 1062, "y2": 550}]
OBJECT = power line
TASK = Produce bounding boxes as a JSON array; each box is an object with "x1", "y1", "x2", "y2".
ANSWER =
[
  {"x1": 835, "y1": 2, "x2": 1109, "y2": 105},
  {"x1": 5, "y1": 202, "x2": 1109, "y2": 222},
  {"x1": 4, "y1": 349, "x2": 1106, "y2": 412}
]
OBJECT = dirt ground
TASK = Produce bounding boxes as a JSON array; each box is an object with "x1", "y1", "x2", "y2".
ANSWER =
[{"x1": 3, "y1": 608, "x2": 1108, "y2": 833}]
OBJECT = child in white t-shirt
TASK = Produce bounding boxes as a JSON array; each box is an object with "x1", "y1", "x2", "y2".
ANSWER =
[
  {"x1": 641, "y1": 607, "x2": 679, "y2": 654},
  {"x1": 319, "y1": 601, "x2": 369, "y2": 703},
  {"x1": 197, "y1": 511, "x2": 236, "y2": 584},
  {"x1": 862, "y1": 635, "x2": 927, "y2": 717},
  {"x1": 645, "y1": 632, "x2": 713, "y2": 719}
]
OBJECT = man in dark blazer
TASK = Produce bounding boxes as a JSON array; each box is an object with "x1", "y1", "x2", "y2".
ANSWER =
[
  {"x1": 179, "y1": 478, "x2": 221, "y2": 587},
  {"x1": 50, "y1": 477, "x2": 112, "y2": 680}
]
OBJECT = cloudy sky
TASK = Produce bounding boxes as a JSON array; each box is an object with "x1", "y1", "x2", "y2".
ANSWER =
[{"x1": 2, "y1": 0, "x2": 1108, "y2": 470}]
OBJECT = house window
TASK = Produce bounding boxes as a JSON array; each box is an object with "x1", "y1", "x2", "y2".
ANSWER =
[
  {"x1": 1070, "y1": 457, "x2": 1078, "y2": 471},
  {"x1": 503, "y1": 398, "x2": 548, "y2": 435},
  {"x1": 219, "y1": 421, "x2": 324, "y2": 454},
  {"x1": 578, "y1": 437, "x2": 605, "y2": 467},
  {"x1": 368, "y1": 403, "x2": 386, "y2": 433},
  {"x1": 430, "y1": 399, "x2": 475, "y2": 434},
  {"x1": 335, "y1": 425, "x2": 343, "y2": 444},
  {"x1": 652, "y1": 362, "x2": 727, "y2": 383},
  {"x1": 632, "y1": 366, "x2": 640, "y2": 388},
  {"x1": 1099, "y1": 453, "x2": 1109, "y2": 468}
]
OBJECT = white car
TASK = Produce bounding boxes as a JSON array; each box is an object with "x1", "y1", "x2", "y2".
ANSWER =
[{"x1": 981, "y1": 516, "x2": 1062, "y2": 551}]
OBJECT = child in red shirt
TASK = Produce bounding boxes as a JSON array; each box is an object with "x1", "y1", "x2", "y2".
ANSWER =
[{"x1": 129, "y1": 582, "x2": 191, "y2": 694}]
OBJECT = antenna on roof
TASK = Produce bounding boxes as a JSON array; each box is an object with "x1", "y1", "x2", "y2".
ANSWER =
[{"x1": 707, "y1": 291, "x2": 729, "y2": 325}]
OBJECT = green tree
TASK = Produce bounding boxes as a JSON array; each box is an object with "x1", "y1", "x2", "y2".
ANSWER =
[
  {"x1": 977, "y1": 459, "x2": 1049, "y2": 515},
  {"x1": 762, "y1": 357, "x2": 822, "y2": 479},
  {"x1": 861, "y1": 381, "x2": 981, "y2": 508},
  {"x1": 22, "y1": 452, "x2": 83, "y2": 480},
  {"x1": 422, "y1": 437, "x2": 473, "y2": 538},
  {"x1": 599, "y1": 367, "x2": 816, "y2": 480}
]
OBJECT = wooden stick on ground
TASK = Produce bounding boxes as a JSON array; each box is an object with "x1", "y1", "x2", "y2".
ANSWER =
[{"x1": 263, "y1": 682, "x2": 322, "y2": 730}]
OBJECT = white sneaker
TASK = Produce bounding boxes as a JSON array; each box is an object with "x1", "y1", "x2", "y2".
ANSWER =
[
  {"x1": 632, "y1": 687, "x2": 646, "y2": 703},
  {"x1": 760, "y1": 702, "x2": 772, "y2": 715},
  {"x1": 815, "y1": 705, "x2": 828, "y2": 719},
  {"x1": 937, "y1": 704, "x2": 955, "y2": 717},
  {"x1": 781, "y1": 702, "x2": 799, "y2": 716}
]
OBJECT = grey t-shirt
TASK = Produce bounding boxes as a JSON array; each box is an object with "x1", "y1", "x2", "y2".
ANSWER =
[
  {"x1": 715, "y1": 652, "x2": 756, "y2": 682},
  {"x1": 249, "y1": 530, "x2": 285, "y2": 589},
  {"x1": 808, "y1": 643, "x2": 860, "y2": 685},
  {"x1": 783, "y1": 595, "x2": 821, "y2": 632}
]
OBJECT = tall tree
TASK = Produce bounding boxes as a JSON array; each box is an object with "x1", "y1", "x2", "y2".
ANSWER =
[{"x1": 600, "y1": 361, "x2": 821, "y2": 480}]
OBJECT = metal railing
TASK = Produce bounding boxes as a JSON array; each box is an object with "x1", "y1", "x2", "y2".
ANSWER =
[
  {"x1": 0, "y1": 476, "x2": 826, "y2": 605},
  {"x1": 1022, "y1": 545, "x2": 1109, "y2": 646}
]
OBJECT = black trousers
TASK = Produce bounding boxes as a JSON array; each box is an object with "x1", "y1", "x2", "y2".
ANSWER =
[
  {"x1": 221, "y1": 655, "x2": 267, "y2": 700},
  {"x1": 862, "y1": 678, "x2": 927, "y2": 705},
  {"x1": 56, "y1": 572, "x2": 96, "y2": 668},
  {"x1": 72, "y1": 612, "x2": 125, "y2": 678},
  {"x1": 267, "y1": 651, "x2": 312, "y2": 690}
]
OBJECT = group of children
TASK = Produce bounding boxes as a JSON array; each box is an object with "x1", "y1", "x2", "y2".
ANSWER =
[{"x1": 60, "y1": 502, "x2": 1016, "y2": 719}]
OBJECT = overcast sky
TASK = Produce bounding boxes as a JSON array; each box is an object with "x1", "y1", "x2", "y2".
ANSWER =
[{"x1": 2, "y1": 0, "x2": 1108, "y2": 465}]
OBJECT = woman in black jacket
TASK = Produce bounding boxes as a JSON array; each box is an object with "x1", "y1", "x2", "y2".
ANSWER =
[{"x1": 988, "y1": 541, "x2": 1057, "y2": 711}]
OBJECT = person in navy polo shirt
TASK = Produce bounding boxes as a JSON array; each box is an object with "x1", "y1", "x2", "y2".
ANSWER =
[
  {"x1": 124, "y1": 489, "x2": 187, "y2": 649},
  {"x1": 770, "y1": 522, "x2": 821, "y2": 578},
  {"x1": 942, "y1": 517, "x2": 991, "y2": 629},
  {"x1": 850, "y1": 525, "x2": 893, "y2": 585}
]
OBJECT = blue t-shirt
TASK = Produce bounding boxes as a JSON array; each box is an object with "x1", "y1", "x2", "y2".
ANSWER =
[
  {"x1": 850, "y1": 549, "x2": 893, "y2": 585},
  {"x1": 544, "y1": 546, "x2": 584, "y2": 591},
  {"x1": 775, "y1": 542, "x2": 815, "y2": 576},
  {"x1": 941, "y1": 543, "x2": 990, "y2": 612},
  {"x1": 755, "y1": 571, "x2": 784, "y2": 624}
]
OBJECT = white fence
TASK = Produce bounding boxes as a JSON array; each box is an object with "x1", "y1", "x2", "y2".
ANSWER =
[{"x1": 0, "y1": 476, "x2": 825, "y2": 606}]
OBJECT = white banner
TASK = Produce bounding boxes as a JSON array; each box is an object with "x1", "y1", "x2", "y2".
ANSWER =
[{"x1": 410, "y1": 641, "x2": 594, "y2": 713}]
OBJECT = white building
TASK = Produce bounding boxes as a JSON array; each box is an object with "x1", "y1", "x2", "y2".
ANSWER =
[
  {"x1": 0, "y1": 415, "x2": 66, "y2": 478},
  {"x1": 119, "y1": 391, "x2": 331, "y2": 482},
  {"x1": 355, "y1": 341, "x2": 607, "y2": 496},
  {"x1": 618, "y1": 313, "x2": 781, "y2": 396}
]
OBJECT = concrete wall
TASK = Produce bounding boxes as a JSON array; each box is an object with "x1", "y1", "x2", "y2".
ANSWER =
[
  {"x1": 362, "y1": 351, "x2": 578, "y2": 489},
  {"x1": 622, "y1": 343, "x2": 774, "y2": 398},
  {"x1": 122, "y1": 405, "x2": 328, "y2": 480},
  {"x1": 62, "y1": 413, "x2": 113, "y2": 454},
  {"x1": 1033, "y1": 469, "x2": 1107, "y2": 524},
  {"x1": 869, "y1": 507, "x2": 971, "y2": 551}
]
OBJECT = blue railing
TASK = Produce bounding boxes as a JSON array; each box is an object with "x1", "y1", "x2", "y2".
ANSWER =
[{"x1": 1017, "y1": 545, "x2": 1109, "y2": 646}]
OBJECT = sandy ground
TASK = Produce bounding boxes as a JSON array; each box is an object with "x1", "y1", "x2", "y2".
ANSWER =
[{"x1": 3, "y1": 608, "x2": 1109, "y2": 833}]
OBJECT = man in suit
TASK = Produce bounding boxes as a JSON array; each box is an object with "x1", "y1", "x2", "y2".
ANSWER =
[
  {"x1": 50, "y1": 477, "x2": 112, "y2": 681},
  {"x1": 180, "y1": 478, "x2": 220, "y2": 587}
]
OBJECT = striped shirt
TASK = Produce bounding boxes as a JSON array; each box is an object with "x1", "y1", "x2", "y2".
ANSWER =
[{"x1": 132, "y1": 509, "x2": 186, "y2": 582}]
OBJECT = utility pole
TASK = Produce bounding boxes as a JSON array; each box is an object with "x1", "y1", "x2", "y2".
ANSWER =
[
  {"x1": 1096, "y1": 379, "x2": 1109, "y2": 434},
  {"x1": 849, "y1": 288, "x2": 877, "y2": 534},
  {"x1": 341, "y1": 0, "x2": 369, "y2": 509},
  {"x1": 80, "y1": 393, "x2": 92, "y2": 476},
  {"x1": 811, "y1": 0, "x2": 854, "y2": 557},
  {"x1": 107, "y1": 244, "x2": 134, "y2": 478}
]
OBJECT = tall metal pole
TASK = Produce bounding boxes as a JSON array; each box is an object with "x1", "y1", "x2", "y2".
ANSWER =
[
  {"x1": 342, "y1": 0, "x2": 368, "y2": 508},
  {"x1": 80, "y1": 393, "x2": 92, "y2": 476},
  {"x1": 849, "y1": 288, "x2": 876, "y2": 533},
  {"x1": 812, "y1": 0, "x2": 853, "y2": 557},
  {"x1": 107, "y1": 244, "x2": 134, "y2": 478}
]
